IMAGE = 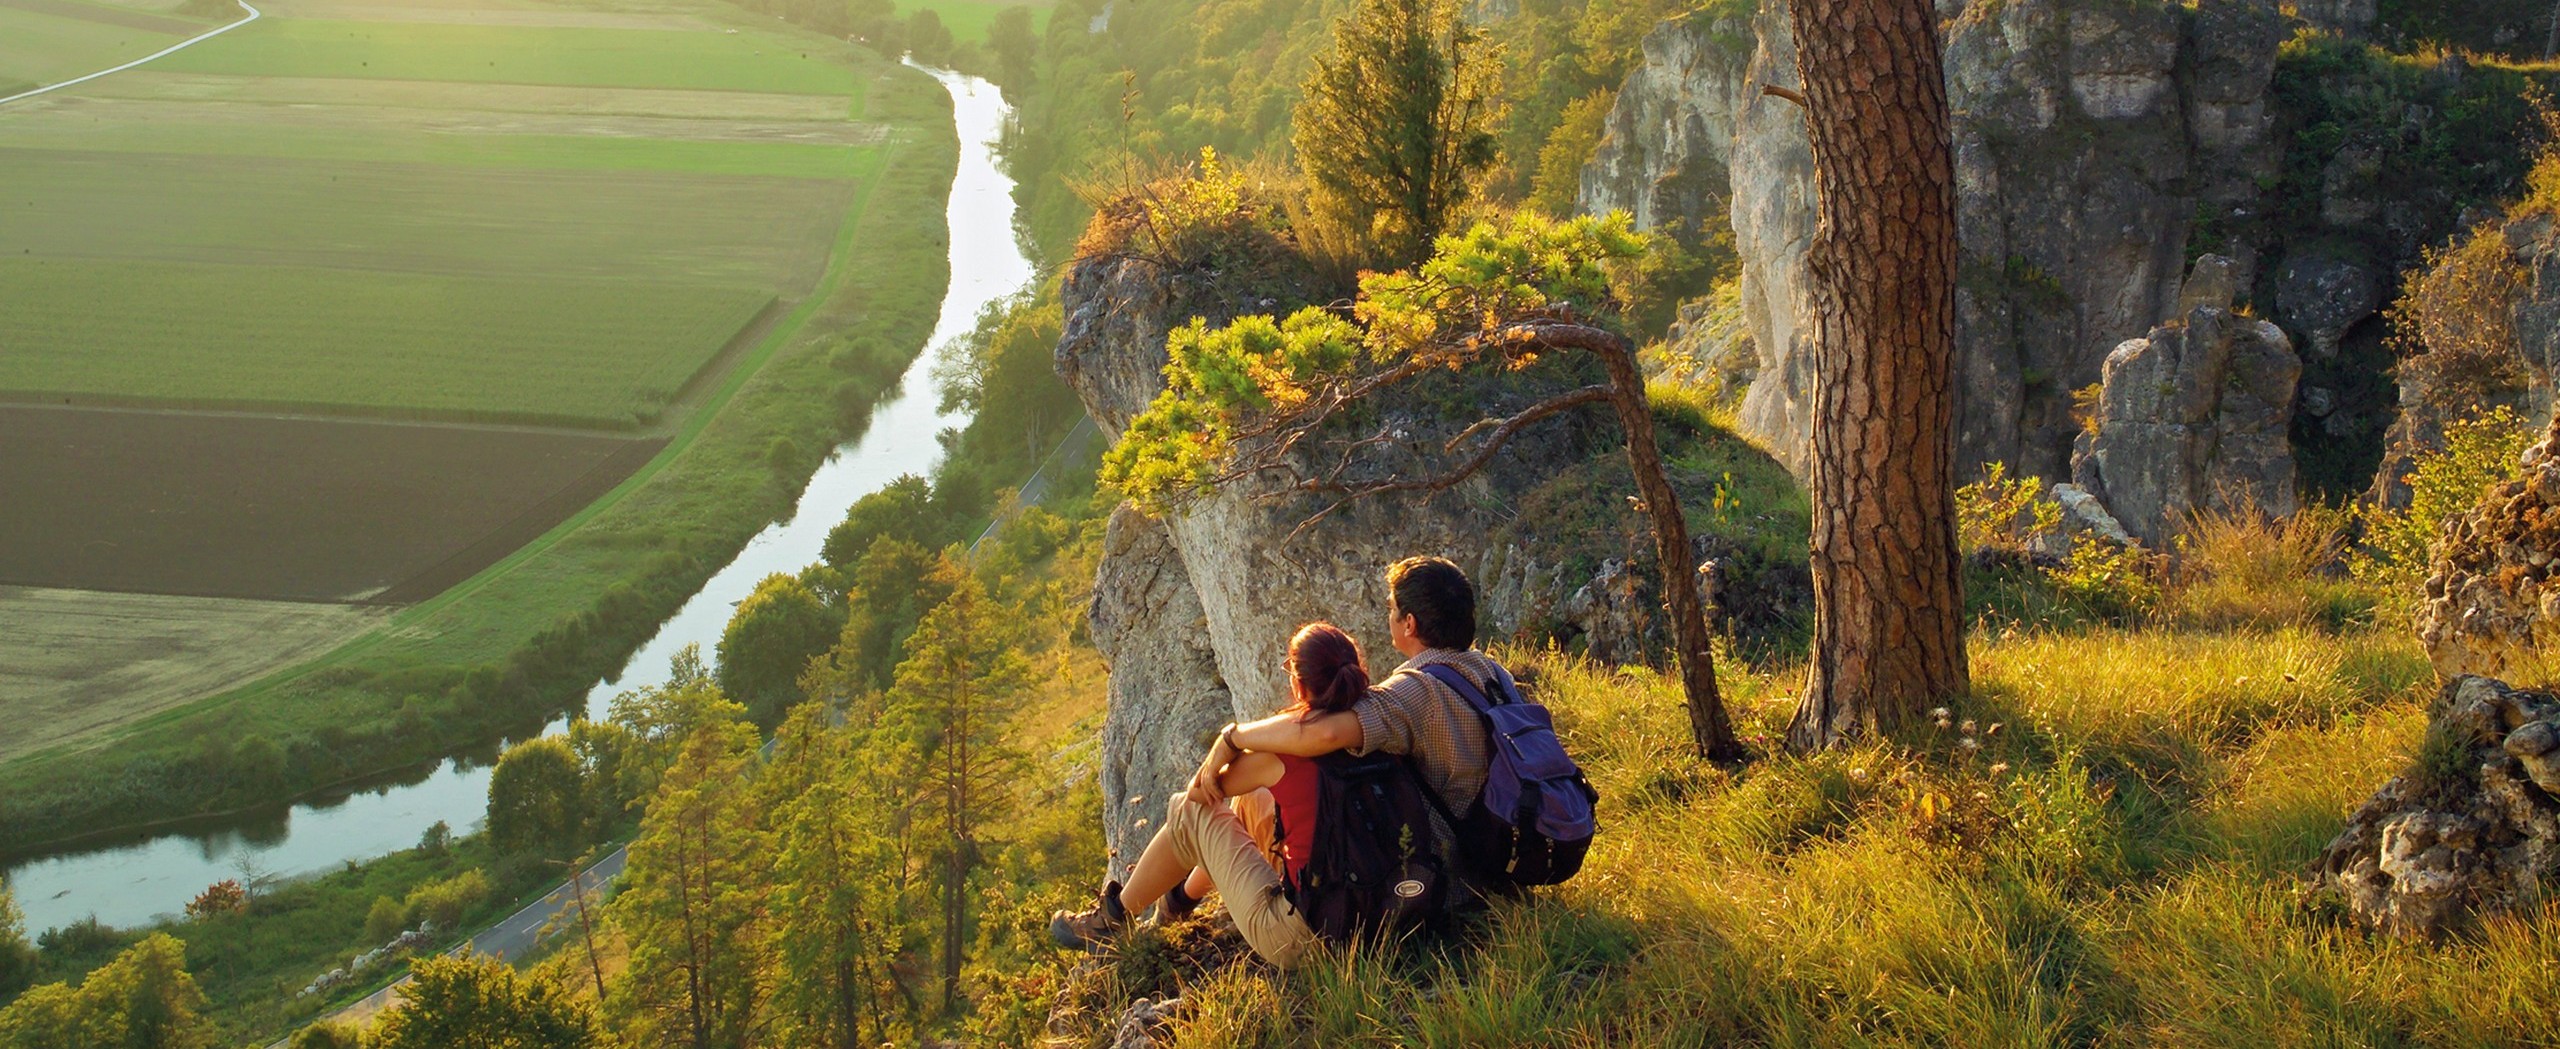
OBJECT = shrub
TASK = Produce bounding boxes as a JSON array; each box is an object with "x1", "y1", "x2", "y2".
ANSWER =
[
  {"x1": 365, "y1": 895, "x2": 407, "y2": 943},
  {"x1": 183, "y1": 879, "x2": 247, "y2": 919},
  {"x1": 1956, "y1": 462, "x2": 2059, "y2": 557},
  {"x1": 404, "y1": 869, "x2": 491, "y2": 931},
  {"x1": 2352, "y1": 405, "x2": 2535, "y2": 594},
  {"x1": 2171, "y1": 505, "x2": 2375, "y2": 630}
]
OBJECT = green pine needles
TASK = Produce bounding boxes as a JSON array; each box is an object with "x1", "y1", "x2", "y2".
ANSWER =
[{"x1": 1101, "y1": 211, "x2": 1648, "y2": 515}]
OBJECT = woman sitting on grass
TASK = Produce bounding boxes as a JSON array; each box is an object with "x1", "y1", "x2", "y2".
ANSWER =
[{"x1": 1050, "y1": 622, "x2": 1370, "y2": 968}]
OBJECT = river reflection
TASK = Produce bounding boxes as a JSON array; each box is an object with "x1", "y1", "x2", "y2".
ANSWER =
[{"x1": 6, "y1": 66, "x2": 1029, "y2": 936}]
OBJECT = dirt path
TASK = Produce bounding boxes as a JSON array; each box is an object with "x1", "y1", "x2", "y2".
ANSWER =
[{"x1": 0, "y1": 0, "x2": 258, "y2": 108}]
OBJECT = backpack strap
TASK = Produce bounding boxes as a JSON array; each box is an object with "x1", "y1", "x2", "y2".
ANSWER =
[{"x1": 1418, "y1": 661, "x2": 1503, "y2": 713}]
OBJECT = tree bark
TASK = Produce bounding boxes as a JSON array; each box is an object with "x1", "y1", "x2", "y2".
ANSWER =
[
  {"x1": 1589, "y1": 337, "x2": 1747, "y2": 761},
  {"x1": 1783, "y1": 0, "x2": 1970, "y2": 751}
]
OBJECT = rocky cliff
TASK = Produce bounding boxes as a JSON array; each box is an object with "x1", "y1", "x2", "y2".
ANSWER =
[
  {"x1": 1582, "y1": 0, "x2": 2286, "y2": 482},
  {"x1": 1057, "y1": 251, "x2": 1618, "y2": 872}
]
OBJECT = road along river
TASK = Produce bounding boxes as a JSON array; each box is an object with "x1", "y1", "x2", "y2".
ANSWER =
[{"x1": 5, "y1": 66, "x2": 1033, "y2": 936}]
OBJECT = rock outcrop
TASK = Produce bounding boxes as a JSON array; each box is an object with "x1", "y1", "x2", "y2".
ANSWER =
[
  {"x1": 1059, "y1": 250, "x2": 1641, "y2": 869},
  {"x1": 2312, "y1": 676, "x2": 2560, "y2": 939},
  {"x1": 2414, "y1": 416, "x2": 2560, "y2": 680},
  {"x1": 1089, "y1": 506, "x2": 1234, "y2": 873},
  {"x1": 1580, "y1": 0, "x2": 2285, "y2": 481},
  {"x1": 2070, "y1": 258, "x2": 2301, "y2": 545},
  {"x1": 2371, "y1": 213, "x2": 2560, "y2": 510}
]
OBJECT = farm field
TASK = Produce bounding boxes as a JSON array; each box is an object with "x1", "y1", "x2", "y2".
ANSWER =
[
  {"x1": 0, "y1": 0, "x2": 958, "y2": 846},
  {"x1": 0, "y1": 587, "x2": 389, "y2": 765},
  {"x1": 0, "y1": 406, "x2": 663, "y2": 602},
  {"x1": 0, "y1": 3, "x2": 192, "y2": 95},
  {"x1": 0, "y1": 260, "x2": 772, "y2": 426}
]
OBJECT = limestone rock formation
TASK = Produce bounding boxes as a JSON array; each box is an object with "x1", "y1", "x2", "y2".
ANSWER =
[
  {"x1": 1579, "y1": 0, "x2": 2285, "y2": 481},
  {"x1": 2070, "y1": 261, "x2": 2301, "y2": 545},
  {"x1": 2372, "y1": 213, "x2": 2560, "y2": 510},
  {"x1": 2414, "y1": 417, "x2": 2560, "y2": 679},
  {"x1": 1089, "y1": 506, "x2": 1233, "y2": 874},
  {"x1": 1059, "y1": 249, "x2": 1634, "y2": 867},
  {"x1": 2312, "y1": 676, "x2": 2560, "y2": 939}
]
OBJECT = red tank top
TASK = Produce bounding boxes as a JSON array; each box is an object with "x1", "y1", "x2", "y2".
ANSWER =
[{"x1": 1270, "y1": 753, "x2": 1321, "y2": 881}]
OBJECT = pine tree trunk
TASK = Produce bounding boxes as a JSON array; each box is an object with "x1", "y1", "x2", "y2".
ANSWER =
[
  {"x1": 1782, "y1": 0, "x2": 1970, "y2": 751},
  {"x1": 1591, "y1": 340, "x2": 1746, "y2": 761}
]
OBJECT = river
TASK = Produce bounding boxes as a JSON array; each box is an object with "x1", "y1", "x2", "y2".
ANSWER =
[{"x1": 4, "y1": 66, "x2": 1032, "y2": 937}]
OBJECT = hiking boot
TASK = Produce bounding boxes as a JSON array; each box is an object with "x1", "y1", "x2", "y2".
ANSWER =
[{"x1": 1049, "y1": 880, "x2": 1129, "y2": 950}]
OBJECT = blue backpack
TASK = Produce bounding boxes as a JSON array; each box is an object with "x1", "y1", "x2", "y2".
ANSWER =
[{"x1": 1418, "y1": 662, "x2": 1598, "y2": 887}]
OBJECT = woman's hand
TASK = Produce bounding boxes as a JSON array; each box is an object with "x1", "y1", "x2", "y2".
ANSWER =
[{"x1": 1184, "y1": 724, "x2": 1240, "y2": 807}]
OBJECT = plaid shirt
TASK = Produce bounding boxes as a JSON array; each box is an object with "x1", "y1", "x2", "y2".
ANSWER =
[{"x1": 1351, "y1": 647, "x2": 1502, "y2": 815}]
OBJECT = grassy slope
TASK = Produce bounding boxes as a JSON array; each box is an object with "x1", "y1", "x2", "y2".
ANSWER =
[
  {"x1": 0, "y1": 259, "x2": 773, "y2": 426},
  {"x1": 1063, "y1": 619, "x2": 2553, "y2": 1047},
  {"x1": 0, "y1": 28, "x2": 959, "y2": 852}
]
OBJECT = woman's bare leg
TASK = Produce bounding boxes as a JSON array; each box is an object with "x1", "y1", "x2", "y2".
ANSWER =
[
  {"x1": 1117, "y1": 820, "x2": 1194, "y2": 914},
  {"x1": 1181, "y1": 866, "x2": 1213, "y2": 901}
]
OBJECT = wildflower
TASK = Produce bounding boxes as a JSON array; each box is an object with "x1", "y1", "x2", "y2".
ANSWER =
[
  {"x1": 1988, "y1": 762, "x2": 2010, "y2": 776},
  {"x1": 1959, "y1": 718, "x2": 1977, "y2": 734},
  {"x1": 1986, "y1": 722, "x2": 2003, "y2": 737},
  {"x1": 1930, "y1": 706, "x2": 1952, "y2": 721},
  {"x1": 1958, "y1": 737, "x2": 1980, "y2": 753},
  {"x1": 1849, "y1": 766, "x2": 1869, "y2": 783}
]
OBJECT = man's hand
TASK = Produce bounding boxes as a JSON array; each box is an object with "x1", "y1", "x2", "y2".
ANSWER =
[{"x1": 1184, "y1": 725, "x2": 1239, "y2": 807}]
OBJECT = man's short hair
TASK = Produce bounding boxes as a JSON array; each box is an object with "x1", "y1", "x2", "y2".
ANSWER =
[{"x1": 1387, "y1": 556, "x2": 1475, "y2": 651}]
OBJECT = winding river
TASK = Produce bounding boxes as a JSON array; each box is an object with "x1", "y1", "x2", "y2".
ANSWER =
[{"x1": 4, "y1": 66, "x2": 1032, "y2": 936}]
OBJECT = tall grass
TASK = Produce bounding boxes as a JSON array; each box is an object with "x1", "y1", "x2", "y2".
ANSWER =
[{"x1": 1051, "y1": 620, "x2": 2537, "y2": 1048}]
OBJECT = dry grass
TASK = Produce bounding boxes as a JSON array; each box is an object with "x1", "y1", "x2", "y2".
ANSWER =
[{"x1": 1041, "y1": 619, "x2": 2543, "y2": 1048}]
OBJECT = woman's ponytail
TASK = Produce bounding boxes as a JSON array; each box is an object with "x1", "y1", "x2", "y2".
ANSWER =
[{"x1": 1286, "y1": 622, "x2": 1371, "y2": 717}]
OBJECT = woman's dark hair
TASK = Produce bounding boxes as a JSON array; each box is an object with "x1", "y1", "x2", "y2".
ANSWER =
[
  {"x1": 1387, "y1": 555, "x2": 1475, "y2": 650},
  {"x1": 1285, "y1": 622, "x2": 1369, "y2": 718}
]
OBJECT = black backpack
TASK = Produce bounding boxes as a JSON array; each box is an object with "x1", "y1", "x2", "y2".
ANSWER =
[
  {"x1": 1275, "y1": 751, "x2": 1451, "y2": 945},
  {"x1": 1417, "y1": 662, "x2": 1599, "y2": 887}
]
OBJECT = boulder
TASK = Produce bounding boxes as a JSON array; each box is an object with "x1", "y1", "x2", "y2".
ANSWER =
[
  {"x1": 2070, "y1": 260, "x2": 2301, "y2": 545},
  {"x1": 2271, "y1": 251, "x2": 2383, "y2": 360},
  {"x1": 2312, "y1": 676, "x2": 2560, "y2": 939}
]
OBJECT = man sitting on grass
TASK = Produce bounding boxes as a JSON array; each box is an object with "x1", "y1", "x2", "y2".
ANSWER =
[{"x1": 1049, "y1": 555, "x2": 1509, "y2": 960}]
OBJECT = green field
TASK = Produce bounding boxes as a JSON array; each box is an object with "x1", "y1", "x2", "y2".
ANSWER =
[
  {"x1": 0, "y1": 5, "x2": 185, "y2": 93},
  {"x1": 0, "y1": 259, "x2": 772, "y2": 425},
  {"x1": 0, "y1": 0, "x2": 963, "y2": 851},
  {"x1": 156, "y1": 18, "x2": 867, "y2": 92},
  {"x1": 0, "y1": 149, "x2": 858, "y2": 291},
  {"x1": 0, "y1": 117, "x2": 883, "y2": 176}
]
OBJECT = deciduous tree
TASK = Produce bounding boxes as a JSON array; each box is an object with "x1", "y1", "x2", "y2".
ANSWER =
[
  {"x1": 716, "y1": 572, "x2": 843, "y2": 723},
  {"x1": 487, "y1": 736, "x2": 586, "y2": 855},
  {"x1": 367, "y1": 954, "x2": 596, "y2": 1049}
]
